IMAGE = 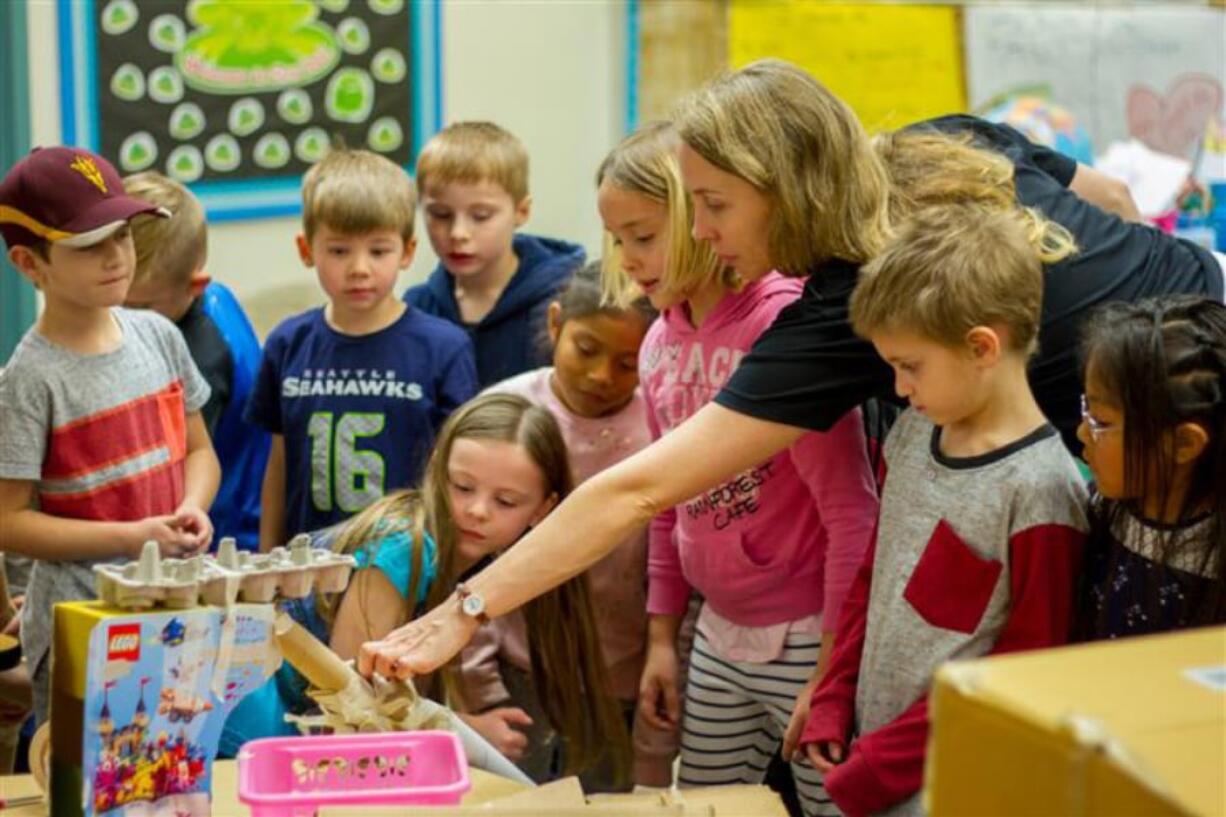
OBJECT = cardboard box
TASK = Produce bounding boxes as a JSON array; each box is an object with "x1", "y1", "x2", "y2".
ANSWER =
[
  {"x1": 928, "y1": 626, "x2": 1226, "y2": 817},
  {"x1": 51, "y1": 601, "x2": 279, "y2": 817}
]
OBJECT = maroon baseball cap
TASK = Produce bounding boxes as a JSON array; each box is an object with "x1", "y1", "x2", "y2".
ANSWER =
[{"x1": 0, "y1": 146, "x2": 169, "y2": 250}]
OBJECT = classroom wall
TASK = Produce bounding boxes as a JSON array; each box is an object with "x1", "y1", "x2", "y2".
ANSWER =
[{"x1": 25, "y1": 1, "x2": 627, "y2": 337}]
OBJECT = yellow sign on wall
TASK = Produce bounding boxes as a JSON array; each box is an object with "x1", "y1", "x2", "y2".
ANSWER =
[{"x1": 729, "y1": 1, "x2": 966, "y2": 133}]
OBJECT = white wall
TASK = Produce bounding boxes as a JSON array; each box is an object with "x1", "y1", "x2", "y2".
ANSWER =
[{"x1": 27, "y1": 0, "x2": 627, "y2": 336}]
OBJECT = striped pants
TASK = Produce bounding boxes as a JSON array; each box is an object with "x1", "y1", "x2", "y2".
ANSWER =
[{"x1": 679, "y1": 629, "x2": 840, "y2": 817}]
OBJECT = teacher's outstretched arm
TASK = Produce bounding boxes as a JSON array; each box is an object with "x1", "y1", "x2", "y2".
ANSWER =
[{"x1": 358, "y1": 402, "x2": 806, "y2": 679}]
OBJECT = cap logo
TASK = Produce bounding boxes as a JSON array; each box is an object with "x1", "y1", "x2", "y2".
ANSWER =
[{"x1": 70, "y1": 155, "x2": 108, "y2": 194}]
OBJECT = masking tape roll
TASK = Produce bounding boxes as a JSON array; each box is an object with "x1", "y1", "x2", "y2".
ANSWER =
[{"x1": 28, "y1": 722, "x2": 50, "y2": 792}]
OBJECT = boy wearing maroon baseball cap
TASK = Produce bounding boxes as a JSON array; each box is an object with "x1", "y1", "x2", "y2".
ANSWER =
[{"x1": 0, "y1": 147, "x2": 221, "y2": 724}]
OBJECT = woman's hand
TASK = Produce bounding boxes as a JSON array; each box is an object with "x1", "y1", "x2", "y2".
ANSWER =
[{"x1": 357, "y1": 597, "x2": 479, "y2": 679}]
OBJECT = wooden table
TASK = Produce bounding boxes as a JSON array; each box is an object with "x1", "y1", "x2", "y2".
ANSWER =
[{"x1": 0, "y1": 760, "x2": 527, "y2": 815}]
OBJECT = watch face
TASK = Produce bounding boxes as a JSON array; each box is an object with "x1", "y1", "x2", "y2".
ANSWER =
[{"x1": 461, "y1": 594, "x2": 484, "y2": 617}]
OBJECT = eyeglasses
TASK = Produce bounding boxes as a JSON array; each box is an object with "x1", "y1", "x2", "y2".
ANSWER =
[{"x1": 1080, "y1": 394, "x2": 1122, "y2": 441}]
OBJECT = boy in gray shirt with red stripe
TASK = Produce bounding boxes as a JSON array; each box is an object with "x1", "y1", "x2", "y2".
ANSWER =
[
  {"x1": 797, "y1": 203, "x2": 1089, "y2": 817},
  {"x1": 0, "y1": 147, "x2": 220, "y2": 723}
]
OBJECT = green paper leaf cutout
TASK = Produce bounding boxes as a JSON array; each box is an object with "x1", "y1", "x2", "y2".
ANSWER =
[
  {"x1": 367, "y1": 117, "x2": 403, "y2": 153},
  {"x1": 228, "y1": 98, "x2": 266, "y2": 137},
  {"x1": 325, "y1": 68, "x2": 374, "y2": 123},
  {"x1": 110, "y1": 63, "x2": 145, "y2": 102},
  {"x1": 147, "y1": 66, "x2": 185, "y2": 104},
  {"x1": 205, "y1": 134, "x2": 242, "y2": 172},
  {"x1": 336, "y1": 17, "x2": 370, "y2": 55},
  {"x1": 167, "y1": 145, "x2": 204, "y2": 182},
  {"x1": 294, "y1": 127, "x2": 330, "y2": 163},
  {"x1": 369, "y1": 0, "x2": 404, "y2": 15},
  {"x1": 101, "y1": 0, "x2": 139, "y2": 35},
  {"x1": 254, "y1": 133, "x2": 292, "y2": 169},
  {"x1": 169, "y1": 103, "x2": 207, "y2": 140},
  {"x1": 277, "y1": 89, "x2": 313, "y2": 125},
  {"x1": 371, "y1": 48, "x2": 406, "y2": 84},
  {"x1": 148, "y1": 13, "x2": 186, "y2": 53},
  {"x1": 119, "y1": 132, "x2": 158, "y2": 172}
]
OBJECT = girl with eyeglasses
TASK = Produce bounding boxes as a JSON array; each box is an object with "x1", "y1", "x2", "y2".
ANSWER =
[{"x1": 1075, "y1": 296, "x2": 1226, "y2": 640}]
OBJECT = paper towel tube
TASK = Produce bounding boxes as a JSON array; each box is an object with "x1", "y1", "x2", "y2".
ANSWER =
[{"x1": 273, "y1": 611, "x2": 353, "y2": 694}]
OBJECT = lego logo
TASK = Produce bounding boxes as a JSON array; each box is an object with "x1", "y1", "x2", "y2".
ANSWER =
[{"x1": 107, "y1": 624, "x2": 141, "y2": 662}]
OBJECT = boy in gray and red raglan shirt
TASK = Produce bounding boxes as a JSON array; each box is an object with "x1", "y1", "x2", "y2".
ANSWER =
[
  {"x1": 797, "y1": 204, "x2": 1089, "y2": 817},
  {"x1": 0, "y1": 147, "x2": 219, "y2": 723}
]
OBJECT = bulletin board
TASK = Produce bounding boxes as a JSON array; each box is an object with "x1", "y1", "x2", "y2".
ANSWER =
[
  {"x1": 964, "y1": 5, "x2": 1225, "y2": 161},
  {"x1": 727, "y1": 1, "x2": 966, "y2": 133},
  {"x1": 59, "y1": 0, "x2": 441, "y2": 221}
]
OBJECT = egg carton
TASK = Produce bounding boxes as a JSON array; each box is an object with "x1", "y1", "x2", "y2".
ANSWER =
[{"x1": 94, "y1": 535, "x2": 357, "y2": 610}]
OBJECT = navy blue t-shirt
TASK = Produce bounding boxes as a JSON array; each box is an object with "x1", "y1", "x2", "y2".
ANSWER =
[{"x1": 245, "y1": 307, "x2": 477, "y2": 537}]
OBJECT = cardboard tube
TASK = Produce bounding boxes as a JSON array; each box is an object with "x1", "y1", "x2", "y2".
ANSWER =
[{"x1": 273, "y1": 612, "x2": 354, "y2": 694}]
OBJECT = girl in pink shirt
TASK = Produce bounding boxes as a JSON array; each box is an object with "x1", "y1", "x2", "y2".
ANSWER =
[
  {"x1": 467, "y1": 262, "x2": 671, "y2": 788},
  {"x1": 597, "y1": 122, "x2": 879, "y2": 816}
]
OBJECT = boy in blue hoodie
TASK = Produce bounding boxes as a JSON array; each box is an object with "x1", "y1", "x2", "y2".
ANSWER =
[{"x1": 405, "y1": 122, "x2": 584, "y2": 386}]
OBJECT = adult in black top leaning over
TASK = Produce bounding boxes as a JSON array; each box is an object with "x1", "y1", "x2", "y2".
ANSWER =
[
  {"x1": 359, "y1": 59, "x2": 1225, "y2": 683},
  {"x1": 719, "y1": 114, "x2": 1223, "y2": 452}
]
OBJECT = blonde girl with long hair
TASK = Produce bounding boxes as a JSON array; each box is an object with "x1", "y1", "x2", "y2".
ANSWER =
[
  {"x1": 596, "y1": 121, "x2": 878, "y2": 815},
  {"x1": 318, "y1": 393, "x2": 628, "y2": 782}
]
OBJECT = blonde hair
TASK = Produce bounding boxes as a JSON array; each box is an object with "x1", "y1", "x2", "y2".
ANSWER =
[
  {"x1": 875, "y1": 129, "x2": 1023, "y2": 227},
  {"x1": 674, "y1": 58, "x2": 891, "y2": 274},
  {"x1": 596, "y1": 121, "x2": 725, "y2": 307},
  {"x1": 323, "y1": 393, "x2": 629, "y2": 782},
  {"x1": 301, "y1": 148, "x2": 416, "y2": 242},
  {"x1": 874, "y1": 125, "x2": 1079, "y2": 265},
  {"x1": 415, "y1": 122, "x2": 529, "y2": 203},
  {"x1": 851, "y1": 202, "x2": 1076, "y2": 357},
  {"x1": 122, "y1": 171, "x2": 207, "y2": 286}
]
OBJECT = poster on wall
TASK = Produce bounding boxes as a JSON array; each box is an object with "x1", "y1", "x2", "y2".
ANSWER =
[
  {"x1": 59, "y1": 0, "x2": 441, "y2": 220},
  {"x1": 964, "y1": 6, "x2": 1224, "y2": 167},
  {"x1": 727, "y1": 1, "x2": 966, "y2": 133}
]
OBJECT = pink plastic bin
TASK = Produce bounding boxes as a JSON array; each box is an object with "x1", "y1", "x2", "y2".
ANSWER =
[{"x1": 237, "y1": 730, "x2": 470, "y2": 817}]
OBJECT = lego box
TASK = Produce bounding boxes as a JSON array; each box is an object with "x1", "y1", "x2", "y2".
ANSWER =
[
  {"x1": 51, "y1": 601, "x2": 280, "y2": 817},
  {"x1": 928, "y1": 626, "x2": 1226, "y2": 817}
]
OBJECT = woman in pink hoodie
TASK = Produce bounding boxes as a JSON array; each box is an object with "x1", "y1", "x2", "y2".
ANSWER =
[{"x1": 595, "y1": 122, "x2": 879, "y2": 816}]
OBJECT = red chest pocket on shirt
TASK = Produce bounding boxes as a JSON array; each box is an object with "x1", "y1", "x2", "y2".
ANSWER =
[
  {"x1": 154, "y1": 381, "x2": 187, "y2": 463},
  {"x1": 903, "y1": 519, "x2": 1002, "y2": 634}
]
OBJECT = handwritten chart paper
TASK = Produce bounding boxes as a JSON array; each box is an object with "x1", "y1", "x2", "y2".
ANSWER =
[{"x1": 728, "y1": 1, "x2": 966, "y2": 132}]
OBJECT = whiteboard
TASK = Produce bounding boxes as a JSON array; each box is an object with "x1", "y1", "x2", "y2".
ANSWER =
[{"x1": 965, "y1": 5, "x2": 1225, "y2": 158}]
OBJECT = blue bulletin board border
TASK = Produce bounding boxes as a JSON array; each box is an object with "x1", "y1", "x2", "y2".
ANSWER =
[
  {"x1": 58, "y1": 0, "x2": 442, "y2": 223},
  {"x1": 624, "y1": 0, "x2": 639, "y2": 134}
]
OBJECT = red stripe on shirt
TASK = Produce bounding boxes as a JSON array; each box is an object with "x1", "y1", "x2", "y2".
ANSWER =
[
  {"x1": 42, "y1": 382, "x2": 185, "y2": 480},
  {"x1": 39, "y1": 459, "x2": 184, "y2": 521}
]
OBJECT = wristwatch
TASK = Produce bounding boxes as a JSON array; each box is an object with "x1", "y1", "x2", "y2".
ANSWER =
[{"x1": 455, "y1": 582, "x2": 489, "y2": 625}]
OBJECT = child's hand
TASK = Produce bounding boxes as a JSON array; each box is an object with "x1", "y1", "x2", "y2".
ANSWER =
[
  {"x1": 461, "y1": 707, "x2": 534, "y2": 761},
  {"x1": 804, "y1": 739, "x2": 845, "y2": 774},
  {"x1": 172, "y1": 503, "x2": 213, "y2": 554},
  {"x1": 782, "y1": 674, "x2": 821, "y2": 761},
  {"x1": 131, "y1": 515, "x2": 208, "y2": 558},
  {"x1": 638, "y1": 642, "x2": 681, "y2": 731}
]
